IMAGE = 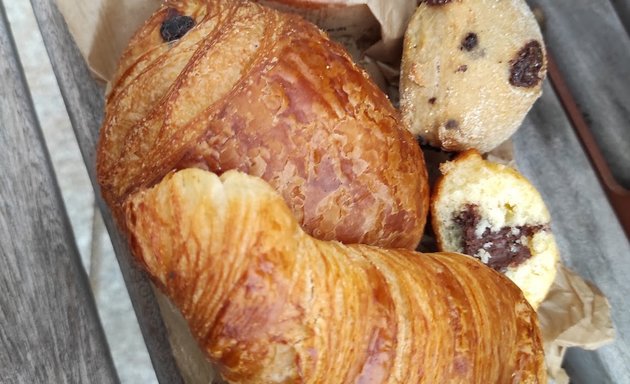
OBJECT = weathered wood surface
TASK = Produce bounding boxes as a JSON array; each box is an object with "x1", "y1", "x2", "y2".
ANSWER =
[
  {"x1": 26, "y1": 0, "x2": 185, "y2": 382},
  {"x1": 515, "y1": 81, "x2": 630, "y2": 384},
  {"x1": 528, "y1": 0, "x2": 630, "y2": 190},
  {"x1": 0, "y1": 3, "x2": 118, "y2": 383},
  {"x1": 517, "y1": 1, "x2": 630, "y2": 382}
]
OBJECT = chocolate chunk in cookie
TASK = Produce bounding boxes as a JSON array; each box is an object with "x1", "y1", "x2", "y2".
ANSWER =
[
  {"x1": 460, "y1": 33, "x2": 478, "y2": 51},
  {"x1": 445, "y1": 119, "x2": 459, "y2": 130},
  {"x1": 509, "y1": 41, "x2": 544, "y2": 87}
]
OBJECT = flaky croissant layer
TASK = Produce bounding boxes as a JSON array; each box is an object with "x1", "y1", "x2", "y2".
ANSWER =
[
  {"x1": 125, "y1": 169, "x2": 546, "y2": 384},
  {"x1": 97, "y1": 0, "x2": 429, "y2": 249}
]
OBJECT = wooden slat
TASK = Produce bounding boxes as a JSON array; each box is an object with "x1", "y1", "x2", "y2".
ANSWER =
[
  {"x1": 0, "y1": 3, "x2": 118, "y2": 382},
  {"x1": 528, "y1": 0, "x2": 630, "y2": 190},
  {"x1": 514, "y1": 79, "x2": 630, "y2": 383},
  {"x1": 27, "y1": 0, "x2": 185, "y2": 382},
  {"x1": 546, "y1": 54, "x2": 630, "y2": 240}
]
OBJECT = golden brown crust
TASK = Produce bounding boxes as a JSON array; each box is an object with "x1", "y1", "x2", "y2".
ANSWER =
[
  {"x1": 125, "y1": 168, "x2": 546, "y2": 383},
  {"x1": 97, "y1": 0, "x2": 428, "y2": 249}
]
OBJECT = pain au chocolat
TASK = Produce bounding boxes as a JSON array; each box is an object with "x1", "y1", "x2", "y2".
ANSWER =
[{"x1": 97, "y1": 0, "x2": 429, "y2": 249}]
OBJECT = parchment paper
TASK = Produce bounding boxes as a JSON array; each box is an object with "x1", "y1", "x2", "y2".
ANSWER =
[
  {"x1": 55, "y1": 0, "x2": 614, "y2": 382},
  {"x1": 538, "y1": 265, "x2": 615, "y2": 383}
]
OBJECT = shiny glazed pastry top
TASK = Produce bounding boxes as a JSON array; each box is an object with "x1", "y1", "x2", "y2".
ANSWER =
[{"x1": 96, "y1": 0, "x2": 429, "y2": 249}]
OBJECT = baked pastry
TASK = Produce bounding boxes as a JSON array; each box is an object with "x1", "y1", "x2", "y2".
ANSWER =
[
  {"x1": 400, "y1": 0, "x2": 547, "y2": 152},
  {"x1": 125, "y1": 167, "x2": 547, "y2": 383},
  {"x1": 97, "y1": 0, "x2": 429, "y2": 249},
  {"x1": 253, "y1": 0, "x2": 387, "y2": 88},
  {"x1": 431, "y1": 150, "x2": 559, "y2": 308},
  {"x1": 255, "y1": 0, "x2": 381, "y2": 54}
]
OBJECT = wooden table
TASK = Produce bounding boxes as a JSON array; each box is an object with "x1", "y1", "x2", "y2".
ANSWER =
[{"x1": 1, "y1": 0, "x2": 628, "y2": 382}]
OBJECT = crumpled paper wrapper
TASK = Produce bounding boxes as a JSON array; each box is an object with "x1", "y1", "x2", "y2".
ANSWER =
[
  {"x1": 55, "y1": 0, "x2": 615, "y2": 382},
  {"x1": 55, "y1": 0, "x2": 161, "y2": 82},
  {"x1": 538, "y1": 265, "x2": 615, "y2": 383}
]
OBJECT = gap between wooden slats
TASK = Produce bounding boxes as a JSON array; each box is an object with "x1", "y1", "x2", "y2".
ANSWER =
[
  {"x1": 0, "y1": 1, "x2": 118, "y2": 382},
  {"x1": 26, "y1": 0, "x2": 186, "y2": 382},
  {"x1": 521, "y1": 1, "x2": 630, "y2": 382}
]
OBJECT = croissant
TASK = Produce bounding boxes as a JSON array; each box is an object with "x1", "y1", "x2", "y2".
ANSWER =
[
  {"x1": 125, "y1": 168, "x2": 546, "y2": 383},
  {"x1": 97, "y1": 0, "x2": 429, "y2": 249}
]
